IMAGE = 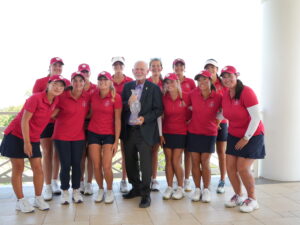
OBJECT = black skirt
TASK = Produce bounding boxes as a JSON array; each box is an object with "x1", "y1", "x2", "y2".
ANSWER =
[
  {"x1": 187, "y1": 133, "x2": 216, "y2": 153},
  {"x1": 226, "y1": 134, "x2": 266, "y2": 159},
  {"x1": 217, "y1": 123, "x2": 228, "y2": 142},
  {"x1": 0, "y1": 133, "x2": 42, "y2": 158},
  {"x1": 163, "y1": 133, "x2": 186, "y2": 149},
  {"x1": 40, "y1": 122, "x2": 54, "y2": 138}
]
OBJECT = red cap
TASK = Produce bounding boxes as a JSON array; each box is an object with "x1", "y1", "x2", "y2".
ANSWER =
[
  {"x1": 78, "y1": 63, "x2": 90, "y2": 72},
  {"x1": 71, "y1": 71, "x2": 86, "y2": 81},
  {"x1": 98, "y1": 71, "x2": 112, "y2": 81},
  {"x1": 50, "y1": 57, "x2": 64, "y2": 65},
  {"x1": 48, "y1": 75, "x2": 66, "y2": 86},
  {"x1": 173, "y1": 58, "x2": 185, "y2": 66},
  {"x1": 164, "y1": 73, "x2": 179, "y2": 82},
  {"x1": 194, "y1": 70, "x2": 212, "y2": 80},
  {"x1": 221, "y1": 66, "x2": 238, "y2": 75}
]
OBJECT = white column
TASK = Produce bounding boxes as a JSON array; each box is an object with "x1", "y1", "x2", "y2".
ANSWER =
[{"x1": 261, "y1": 0, "x2": 300, "y2": 181}]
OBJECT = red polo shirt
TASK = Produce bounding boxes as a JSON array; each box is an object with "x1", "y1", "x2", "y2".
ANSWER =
[
  {"x1": 188, "y1": 89, "x2": 222, "y2": 136},
  {"x1": 147, "y1": 77, "x2": 163, "y2": 91},
  {"x1": 181, "y1": 77, "x2": 196, "y2": 93},
  {"x1": 222, "y1": 86, "x2": 264, "y2": 138},
  {"x1": 52, "y1": 91, "x2": 90, "y2": 141},
  {"x1": 214, "y1": 78, "x2": 228, "y2": 124},
  {"x1": 33, "y1": 76, "x2": 70, "y2": 124},
  {"x1": 113, "y1": 75, "x2": 133, "y2": 95},
  {"x1": 84, "y1": 82, "x2": 97, "y2": 96},
  {"x1": 88, "y1": 91, "x2": 122, "y2": 135},
  {"x1": 33, "y1": 76, "x2": 49, "y2": 93},
  {"x1": 162, "y1": 92, "x2": 190, "y2": 135},
  {"x1": 4, "y1": 92, "x2": 59, "y2": 142}
]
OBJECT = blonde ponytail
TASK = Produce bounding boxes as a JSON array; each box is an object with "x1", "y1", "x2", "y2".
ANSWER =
[{"x1": 110, "y1": 82, "x2": 116, "y2": 103}]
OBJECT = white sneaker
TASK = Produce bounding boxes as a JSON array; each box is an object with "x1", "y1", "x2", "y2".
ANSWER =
[
  {"x1": 16, "y1": 198, "x2": 35, "y2": 213},
  {"x1": 84, "y1": 183, "x2": 93, "y2": 195},
  {"x1": 191, "y1": 188, "x2": 201, "y2": 202},
  {"x1": 240, "y1": 198, "x2": 259, "y2": 213},
  {"x1": 163, "y1": 187, "x2": 173, "y2": 200},
  {"x1": 33, "y1": 196, "x2": 50, "y2": 211},
  {"x1": 225, "y1": 194, "x2": 244, "y2": 208},
  {"x1": 151, "y1": 179, "x2": 160, "y2": 191},
  {"x1": 202, "y1": 188, "x2": 211, "y2": 203},
  {"x1": 79, "y1": 181, "x2": 85, "y2": 194},
  {"x1": 184, "y1": 179, "x2": 192, "y2": 192},
  {"x1": 61, "y1": 190, "x2": 70, "y2": 205},
  {"x1": 51, "y1": 179, "x2": 61, "y2": 195},
  {"x1": 72, "y1": 189, "x2": 83, "y2": 203},
  {"x1": 43, "y1": 184, "x2": 53, "y2": 201},
  {"x1": 104, "y1": 190, "x2": 114, "y2": 204},
  {"x1": 172, "y1": 186, "x2": 184, "y2": 200},
  {"x1": 94, "y1": 189, "x2": 104, "y2": 203},
  {"x1": 120, "y1": 180, "x2": 129, "y2": 193}
]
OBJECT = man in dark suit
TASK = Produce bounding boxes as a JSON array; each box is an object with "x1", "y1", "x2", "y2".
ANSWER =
[{"x1": 121, "y1": 61, "x2": 163, "y2": 208}]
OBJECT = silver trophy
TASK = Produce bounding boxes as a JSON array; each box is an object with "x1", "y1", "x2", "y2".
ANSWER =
[{"x1": 129, "y1": 89, "x2": 141, "y2": 124}]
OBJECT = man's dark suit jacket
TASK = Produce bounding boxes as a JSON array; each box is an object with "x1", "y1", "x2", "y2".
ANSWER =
[{"x1": 121, "y1": 80, "x2": 163, "y2": 146}]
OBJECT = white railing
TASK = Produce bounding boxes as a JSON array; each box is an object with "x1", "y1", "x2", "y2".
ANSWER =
[{"x1": 0, "y1": 111, "x2": 220, "y2": 184}]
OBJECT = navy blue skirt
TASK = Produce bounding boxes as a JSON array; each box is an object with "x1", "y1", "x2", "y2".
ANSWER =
[
  {"x1": 217, "y1": 123, "x2": 228, "y2": 142},
  {"x1": 87, "y1": 131, "x2": 115, "y2": 145},
  {"x1": 40, "y1": 123, "x2": 54, "y2": 139},
  {"x1": 163, "y1": 133, "x2": 186, "y2": 149},
  {"x1": 187, "y1": 133, "x2": 216, "y2": 153},
  {"x1": 0, "y1": 133, "x2": 42, "y2": 158},
  {"x1": 226, "y1": 134, "x2": 266, "y2": 159}
]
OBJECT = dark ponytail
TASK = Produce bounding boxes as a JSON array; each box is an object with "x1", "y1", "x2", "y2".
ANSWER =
[
  {"x1": 234, "y1": 79, "x2": 244, "y2": 99},
  {"x1": 211, "y1": 83, "x2": 216, "y2": 91},
  {"x1": 65, "y1": 85, "x2": 73, "y2": 91}
]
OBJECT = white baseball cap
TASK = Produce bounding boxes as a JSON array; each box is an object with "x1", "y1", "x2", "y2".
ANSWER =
[
  {"x1": 204, "y1": 59, "x2": 219, "y2": 68},
  {"x1": 112, "y1": 56, "x2": 125, "y2": 65}
]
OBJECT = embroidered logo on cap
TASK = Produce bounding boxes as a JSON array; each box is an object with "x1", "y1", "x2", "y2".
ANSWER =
[
  {"x1": 56, "y1": 57, "x2": 61, "y2": 61},
  {"x1": 82, "y1": 65, "x2": 86, "y2": 68}
]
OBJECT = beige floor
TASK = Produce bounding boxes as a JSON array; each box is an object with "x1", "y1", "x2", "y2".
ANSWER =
[{"x1": 1, "y1": 179, "x2": 300, "y2": 225}]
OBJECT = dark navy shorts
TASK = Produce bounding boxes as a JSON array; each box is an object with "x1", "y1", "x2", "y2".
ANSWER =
[
  {"x1": 0, "y1": 133, "x2": 42, "y2": 158},
  {"x1": 226, "y1": 134, "x2": 266, "y2": 159},
  {"x1": 40, "y1": 123, "x2": 54, "y2": 139},
  {"x1": 187, "y1": 133, "x2": 217, "y2": 153},
  {"x1": 217, "y1": 123, "x2": 228, "y2": 142},
  {"x1": 87, "y1": 131, "x2": 115, "y2": 145},
  {"x1": 163, "y1": 133, "x2": 186, "y2": 149}
]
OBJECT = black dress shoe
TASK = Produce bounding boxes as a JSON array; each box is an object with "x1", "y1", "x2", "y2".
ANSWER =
[
  {"x1": 122, "y1": 189, "x2": 141, "y2": 199},
  {"x1": 139, "y1": 196, "x2": 151, "y2": 208}
]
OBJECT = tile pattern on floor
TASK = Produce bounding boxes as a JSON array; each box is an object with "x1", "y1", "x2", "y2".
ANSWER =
[{"x1": 1, "y1": 178, "x2": 300, "y2": 225}]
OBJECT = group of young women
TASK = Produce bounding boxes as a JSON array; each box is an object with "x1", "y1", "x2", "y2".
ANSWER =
[{"x1": 0, "y1": 56, "x2": 265, "y2": 214}]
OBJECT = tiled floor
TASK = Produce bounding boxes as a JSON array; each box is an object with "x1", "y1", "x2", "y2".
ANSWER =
[{"x1": 1, "y1": 177, "x2": 300, "y2": 225}]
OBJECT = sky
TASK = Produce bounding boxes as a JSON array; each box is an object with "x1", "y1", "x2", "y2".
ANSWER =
[{"x1": 0, "y1": 0, "x2": 262, "y2": 109}]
